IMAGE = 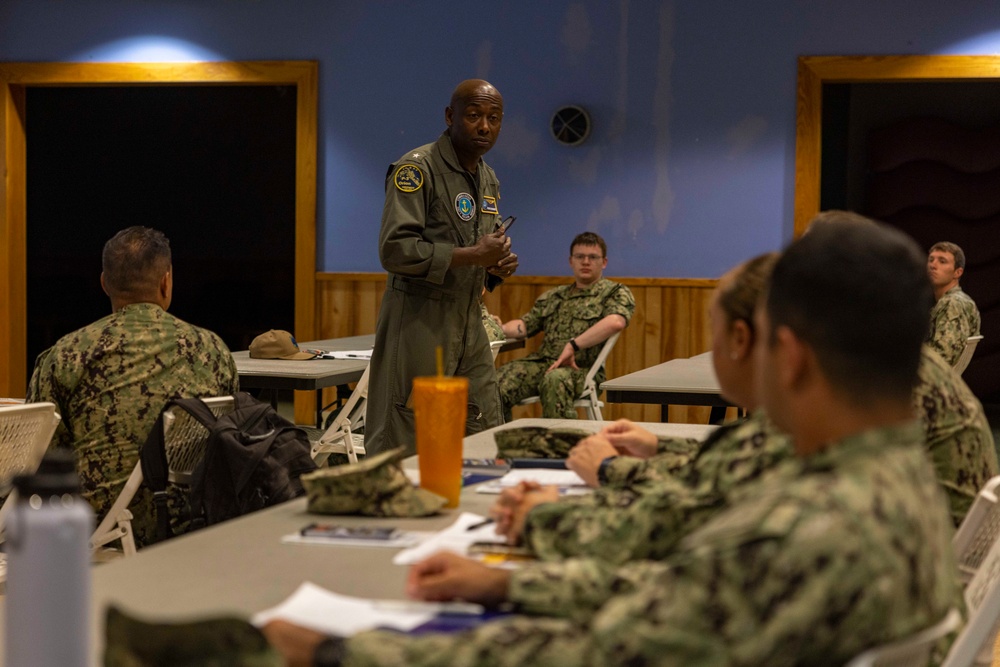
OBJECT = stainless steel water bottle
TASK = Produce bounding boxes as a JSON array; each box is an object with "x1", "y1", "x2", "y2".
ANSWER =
[{"x1": 6, "y1": 449, "x2": 93, "y2": 667}]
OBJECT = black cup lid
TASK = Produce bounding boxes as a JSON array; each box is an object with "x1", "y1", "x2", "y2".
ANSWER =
[{"x1": 12, "y1": 449, "x2": 81, "y2": 497}]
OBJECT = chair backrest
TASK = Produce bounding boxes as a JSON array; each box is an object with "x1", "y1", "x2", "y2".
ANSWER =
[
  {"x1": 162, "y1": 396, "x2": 235, "y2": 485},
  {"x1": 941, "y1": 531, "x2": 1000, "y2": 667},
  {"x1": 314, "y1": 364, "x2": 370, "y2": 464},
  {"x1": 954, "y1": 335, "x2": 984, "y2": 375},
  {"x1": 0, "y1": 402, "x2": 60, "y2": 530},
  {"x1": 490, "y1": 339, "x2": 505, "y2": 361},
  {"x1": 953, "y1": 476, "x2": 1000, "y2": 584},
  {"x1": 844, "y1": 608, "x2": 961, "y2": 667},
  {"x1": 580, "y1": 331, "x2": 621, "y2": 396}
]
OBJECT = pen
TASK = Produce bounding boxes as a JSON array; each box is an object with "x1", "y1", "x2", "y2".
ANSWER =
[{"x1": 466, "y1": 518, "x2": 495, "y2": 532}]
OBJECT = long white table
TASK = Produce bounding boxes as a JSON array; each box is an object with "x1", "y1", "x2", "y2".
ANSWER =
[
  {"x1": 602, "y1": 352, "x2": 734, "y2": 422},
  {"x1": 0, "y1": 418, "x2": 715, "y2": 666}
]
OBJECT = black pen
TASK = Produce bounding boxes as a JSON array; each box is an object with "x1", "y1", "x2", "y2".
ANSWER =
[{"x1": 466, "y1": 518, "x2": 495, "y2": 532}]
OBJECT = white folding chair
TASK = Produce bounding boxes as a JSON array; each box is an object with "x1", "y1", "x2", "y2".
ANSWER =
[
  {"x1": 941, "y1": 528, "x2": 1000, "y2": 666},
  {"x1": 844, "y1": 608, "x2": 961, "y2": 667},
  {"x1": 0, "y1": 402, "x2": 61, "y2": 581},
  {"x1": 490, "y1": 339, "x2": 505, "y2": 362},
  {"x1": 953, "y1": 476, "x2": 1000, "y2": 585},
  {"x1": 311, "y1": 364, "x2": 369, "y2": 465},
  {"x1": 954, "y1": 335, "x2": 984, "y2": 375},
  {"x1": 517, "y1": 331, "x2": 621, "y2": 420},
  {"x1": 89, "y1": 396, "x2": 235, "y2": 556}
]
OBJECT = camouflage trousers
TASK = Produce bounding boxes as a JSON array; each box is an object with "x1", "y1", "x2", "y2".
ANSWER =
[{"x1": 497, "y1": 359, "x2": 587, "y2": 421}]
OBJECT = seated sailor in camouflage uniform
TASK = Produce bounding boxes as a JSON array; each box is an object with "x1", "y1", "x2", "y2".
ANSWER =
[
  {"x1": 926, "y1": 240, "x2": 980, "y2": 366},
  {"x1": 491, "y1": 253, "x2": 795, "y2": 563},
  {"x1": 263, "y1": 218, "x2": 959, "y2": 667},
  {"x1": 27, "y1": 226, "x2": 238, "y2": 547},
  {"x1": 495, "y1": 231, "x2": 635, "y2": 420}
]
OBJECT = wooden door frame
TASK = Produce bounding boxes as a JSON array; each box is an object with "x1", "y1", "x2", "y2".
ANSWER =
[
  {"x1": 0, "y1": 61, "x2": 317, "y2": 397},
  {"x1": 794, "y1": 55, "x2": 1000, "y2": 236}
]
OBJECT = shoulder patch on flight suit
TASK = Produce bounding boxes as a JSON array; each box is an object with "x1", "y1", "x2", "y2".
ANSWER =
[{"x1": 393, "y1": 164, "x2": 424, "y2": 193}]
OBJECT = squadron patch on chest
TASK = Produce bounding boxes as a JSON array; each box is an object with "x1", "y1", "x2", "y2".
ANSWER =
[
  {"x1": 393, "y1": 165, "x2": 424, "y2": 193},
  {"x1": 481, "y1": 196, "x2": 498, "y2": 215},
  {"x1": 455, "y1": 193, "x2": 475, "y2": 221}
]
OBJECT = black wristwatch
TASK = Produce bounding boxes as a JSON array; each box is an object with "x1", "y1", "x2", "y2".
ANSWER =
[
  {"x1": 597, "y1": 455, "x2": 618, "y2": 485},
  {"x1": 569, "y1": 338, "x2": 581, "y2": 352}
]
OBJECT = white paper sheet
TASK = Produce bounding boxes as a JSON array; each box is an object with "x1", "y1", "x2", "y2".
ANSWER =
[
  {"x1": 280, "y1": 532, "x2": 424, "y2": 548},
  {"x1": 473, "y1": 469, "x2": 592, "y2": 496},
  {"x1": 251, "y1": 581, "x2": 435, "y2": 636},
  {"x1": 392, "y1": 512, "x2": 505, "y2": 565},
  {"x1": 320, "y1": 350, "x2": 372, "y2": 360}
]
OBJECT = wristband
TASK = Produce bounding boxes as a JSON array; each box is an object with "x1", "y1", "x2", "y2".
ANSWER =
[
  {"x1": 569, "y1": 338, "x2": 580, "y2": 352},
  {"x1": 597, "y1": 455, "x2": 618, "y2": 485}
]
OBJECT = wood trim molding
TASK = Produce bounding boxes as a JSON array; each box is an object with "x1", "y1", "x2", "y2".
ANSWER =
[
  {"x1": 315, "y1": 272, "x2": 719, "y2": 288},
  {"x1": 0, "y1": 61, "x2": 318, "y2": 397},
  {"x1": 794, "y1": 55, "x2": 1000, "y2": 237}
]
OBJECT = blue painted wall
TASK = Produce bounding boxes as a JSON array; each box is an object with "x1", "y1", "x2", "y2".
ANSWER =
[{"x1": 2, "y1": 0, "x2": 1000, "y2": 278}]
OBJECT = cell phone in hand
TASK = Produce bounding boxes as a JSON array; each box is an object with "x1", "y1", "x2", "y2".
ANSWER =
[
  {"x1": 300, "y1": 523, "x2": 400, "y2": 540},
  {"x1": 496, "y1": 215, "x2": 516, "y2": 234}
]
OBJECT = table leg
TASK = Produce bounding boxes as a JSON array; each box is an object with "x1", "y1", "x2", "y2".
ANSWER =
[
  {"x1": 660, "y1": 404, "x2": 670, "y2": 422},
  {"x1": 316, "y1": 389, "x2": 324, "y2": 429},
  {"x1": 709, "y1": 406, "x2": 726, "y2": 425}
]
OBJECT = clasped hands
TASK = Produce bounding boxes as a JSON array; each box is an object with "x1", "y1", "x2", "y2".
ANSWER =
[{"x1": 480, "y1": 230, "x2": 518, "y2": 279}]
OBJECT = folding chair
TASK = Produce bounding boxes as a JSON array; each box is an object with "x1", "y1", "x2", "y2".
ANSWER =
[
  {"x1": 953, "y1": 476, "x2": 1000, "y2": 585},
  {"x1": 844, "y1": 608, "x2": 961, "y2": 667},
  {"x1": 941, "y1": 528, "x2": 1000, "y2": 666},
  {"x1": 0, "y1": 402, "x2": 61, "y2": 581},
  {"x1": 490, "y1": 339, "x2": 505, "y2": 362},
  {"x1": 89, "y1": 396, "x2": 235, "y2": 556},
  {"x1": 517, "y1": 331, "x2": 621, "y2": 420},
  {"x1": 311, "y1": 364, "x2": 369, "y2": 465},
  {"x1": 954, "y1": 335, "x2": 984, "y2": 375}
]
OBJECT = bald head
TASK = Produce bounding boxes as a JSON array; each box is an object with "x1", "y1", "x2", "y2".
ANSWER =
[{"x1": 445, "y1": 79, "x2": 504, "y2": 172}]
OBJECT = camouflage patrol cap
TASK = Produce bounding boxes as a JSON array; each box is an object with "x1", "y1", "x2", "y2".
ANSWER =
[
  {"x1": 302, "y1": 447, "x2": 447, "y2": 517},
  {"x1": 494, "y1": 427, "x2": 592, "y2": 459},
  {"x1": 249, "y1": 329, "x2": 317, "y2": 360},
  {"x1": 104, "y1": 605, "x2": 280, "y2": 667}
]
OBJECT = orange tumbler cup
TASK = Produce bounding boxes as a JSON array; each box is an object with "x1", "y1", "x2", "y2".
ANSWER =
[{"x1": 413, "y1": 376, "x2": 468, "y2": 508}]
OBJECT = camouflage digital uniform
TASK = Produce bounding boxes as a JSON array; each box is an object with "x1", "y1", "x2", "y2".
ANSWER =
[
  {"x1": 915, "y1": 344, "x2": 998, "y2": 525},
  {"x1": 522, "y1": 411, "x2": 793, "y2": 563},
  {"x1": 496, "y1": 278, "x2": 635, "y2": 420},
  {"x1": 340, "y1": 422, "x2": 959, "y2": 666},
  {"x1": 366, "y1": 133, "x2": 503, "y2": 457},
  {"x1": 481, "y1": 303, "x2": 505, "y2": 344},
  {"x1": 927, "y1": 285, "x2": 980, "y2": 365},
  {"x1": 26, "y1": 303, "x2": 238, "y2": 547}
]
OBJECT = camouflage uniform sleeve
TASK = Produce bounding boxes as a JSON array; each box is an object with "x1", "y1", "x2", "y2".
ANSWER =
[
  {"x1": 522, "y1": 476, "x2": 716, "y2": 563},
  {"x1": 602, "y1": 283, "x2": 635, "y2": 325},
  {"x1": 601, "y1": 437, "x2": 701, "y2": 488},
  {"x1": 520, "y1": 287, "x2": 559, "y2": 338},
  {"x1": 25, "y1": 346, "x2": 74, "y2": 450},
  {"x1": 927, "y1": 296, "x2": 978, "y2": 366}
]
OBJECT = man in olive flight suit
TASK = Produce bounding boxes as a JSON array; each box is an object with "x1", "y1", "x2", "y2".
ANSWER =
[{"x1": 365, "y1": 79, "x2": 518, "y2": 457}]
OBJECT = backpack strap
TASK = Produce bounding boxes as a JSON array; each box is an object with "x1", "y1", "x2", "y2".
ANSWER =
[{"x1": 139, "y1": 396, "x2": 230, "y2": 542}]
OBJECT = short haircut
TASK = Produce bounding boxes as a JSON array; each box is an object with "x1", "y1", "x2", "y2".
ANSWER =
[
  {"x1": 930, "y1": 241, "x2": 966, "y2": 270},
  {"x1": 101, "y1": 226, "x2": 172, "y2": 300},
  {"x1": 806, "y1": 209, "x2": 882, "y2": 232},
  {"x1": 766, "y1": 220, "x2": 932, "y2": 404},
  {"x1": 717, "y1": 252, "x2": 779, "y2": 333},
  {"x1": 570, "y1": 232, "x2": 607, "y2": 258}
]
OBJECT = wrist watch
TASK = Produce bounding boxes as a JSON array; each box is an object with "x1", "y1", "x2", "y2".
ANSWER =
[
  {"x1": 569, "y1": 338, "x2": 581, "y2": 352},
  {"x1": 597, "y1": 455, "x2": 618, "y2": 485}
]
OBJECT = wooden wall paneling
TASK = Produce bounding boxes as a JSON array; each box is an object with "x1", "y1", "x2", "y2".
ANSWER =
[{"x1": 312, "y1": 274, "x2": 719, "y2": 427}]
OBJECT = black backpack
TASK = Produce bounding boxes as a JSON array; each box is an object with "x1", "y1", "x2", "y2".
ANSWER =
[{"x1": 141, "y1": 392, "x2": 318, "y2": 540}]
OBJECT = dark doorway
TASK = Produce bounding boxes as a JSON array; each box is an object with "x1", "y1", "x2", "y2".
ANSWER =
[
  {"x1": 25, "y1": 85, "x2": 296, "y2": 372},
  {"x1": 819, "y1": 81, "x2": 1000, "y2": 404}
]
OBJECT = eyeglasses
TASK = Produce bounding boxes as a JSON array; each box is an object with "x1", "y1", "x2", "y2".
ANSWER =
[{"x1": 571, "y1": 253, "x2": 603, "y2": 262}]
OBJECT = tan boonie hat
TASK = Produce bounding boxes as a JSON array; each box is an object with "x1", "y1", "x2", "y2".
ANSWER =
[
  {"x1": 104, "y1": 605, "x2": 280, "y2": 667},
  {"x1": 494, "y1": 426, "x2": 592, "y2": 459},
  {"x1": 249, "y1": 329, "x2": 316, "y2": 360},
  {"x1": 302, "y1": 447, "x2": 447, "y2": 517}
]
